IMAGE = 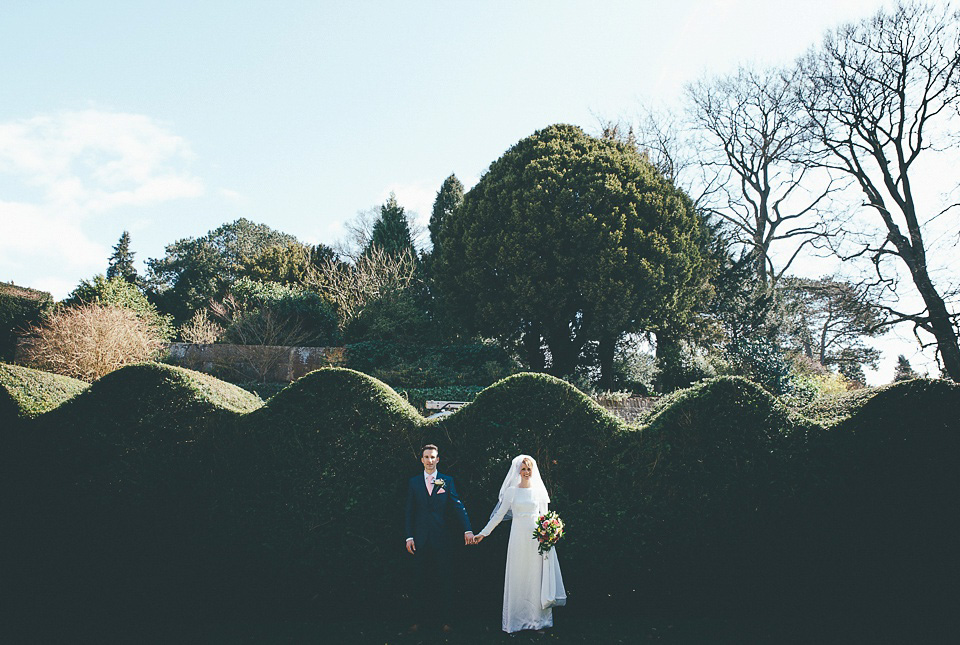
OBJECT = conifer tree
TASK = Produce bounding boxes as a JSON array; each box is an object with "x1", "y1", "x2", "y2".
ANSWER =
[
  {"x1": 106, "y1": 231, "x2": 139, "y2": 285},
  {"x1": 429, "y1": 174, "x2": 464, "y2": 261},
  {"x1": 893, "y1": 355, "x2": 919, "y2": 382},
  {"x1": 366, "y1": 193, "x2": 415, "y2": 259}
]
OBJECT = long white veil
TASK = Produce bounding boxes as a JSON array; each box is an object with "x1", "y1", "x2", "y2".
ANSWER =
[{"x1": 488, "y1": 454, "x2": 550, "y2": 522}]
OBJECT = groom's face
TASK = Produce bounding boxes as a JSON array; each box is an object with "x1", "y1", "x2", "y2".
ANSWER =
[{"x1": 421, "y1": 448, "x2": 439, "y2": 473}]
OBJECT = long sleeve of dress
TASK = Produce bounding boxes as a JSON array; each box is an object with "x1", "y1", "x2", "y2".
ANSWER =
[{"x1": 479, "y1": 487, "x2": 514, "y2": 537}]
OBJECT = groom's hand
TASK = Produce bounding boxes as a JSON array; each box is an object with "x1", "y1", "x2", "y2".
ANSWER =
[
  {"x1": 406, "y1": 538, "x2": 416, "y2": 555},
  {"x1": 464, "y1": 532, "x2": 475, "y2": 545}
]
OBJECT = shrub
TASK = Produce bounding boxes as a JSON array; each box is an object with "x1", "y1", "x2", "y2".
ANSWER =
[
  {"x1": 213, "y1": 277, "x2": 339, "y2": 347},
  {"x1": 722, "y1": 336, "x2": 791, "y2": 394},
  {"x1": 64, "y1": 274, "x2": 174, "y2": 341},
  {"x1": 307, "y1": 245, "x2": 417, "y2": 329},
  {"x1": 179, "y1": 309, "x2": 224, "y2": 344},
  {"x1": 21, "y1": 304, "x2": 169, "y2": 381},
  {"x1": 0, "y1": 283, "x2": 53, "y2": 361},
  {"x1": 343, "y1": 287, "x2": 432, "y2": 344}
]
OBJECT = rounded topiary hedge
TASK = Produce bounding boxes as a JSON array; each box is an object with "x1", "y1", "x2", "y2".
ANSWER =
[
  {"x1": 214, "y1": 368, "x2": 424, "y2": 613},
  {"x1": 2, "y1": 366, "x2": 959, "y2": 639},
  {"x1": 14, "y1": 363, "x2": 263, "y2": 627},
  {"x1": 0, "y1": 362, "x2": 87, "y2": 429}
]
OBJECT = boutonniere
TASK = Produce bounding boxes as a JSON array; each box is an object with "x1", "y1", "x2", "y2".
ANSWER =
[{"x1": 433, "y1": 478, "x2": 446, "y2": 490}]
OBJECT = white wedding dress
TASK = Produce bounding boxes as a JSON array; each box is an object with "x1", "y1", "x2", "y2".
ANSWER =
[{"x1": 480, "y1": 486, "x2": 566, "y2": 633}]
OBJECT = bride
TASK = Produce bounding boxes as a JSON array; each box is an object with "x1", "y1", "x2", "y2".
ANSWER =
[{"x1": 474, "y1": 455, "x2": 566, "y2": 633}]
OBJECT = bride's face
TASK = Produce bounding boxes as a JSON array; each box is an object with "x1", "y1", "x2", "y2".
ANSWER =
[{"x1": 519, "y1": 460, "x2": 533, "y2": 480}]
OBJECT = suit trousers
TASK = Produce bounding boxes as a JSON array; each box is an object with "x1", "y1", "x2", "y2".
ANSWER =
[{"x1": 410, "y1": 543, "x2": 454, "y2": 625}]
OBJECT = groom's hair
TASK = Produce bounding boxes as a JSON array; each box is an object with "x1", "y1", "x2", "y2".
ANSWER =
[{"x1": 420, "y1": 444, "x2": 439, "y2": 456}]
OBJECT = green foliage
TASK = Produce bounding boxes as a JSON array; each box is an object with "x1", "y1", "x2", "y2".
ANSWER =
[
  {"x1": 366, "y1": 193, "x2": 415, "y2": 259},
  {"x1": 4, "y1": 364, "x2": 959, "y2": 635},
  {"x1": 146, "y1": 218, "x2": 298, "y2": 323},
  {"x1": 0, "y1": 282, "x2": 53, "y2": 361},
  {"x1": 218, "y1": 368, "x2": 422, "y2": 607},
  {"x1": 106, "y1": 230, "x2": 139, "y2": 285},
  {"x1": 437, "y1": 124, "x2": 709, "y2": 379},
  {"x1": 65, "y1": 274, "x2": 174, "y2": 340},
  {"x1": 343, "y1": 287, "x2": 431, "y2": 344},
  {"x1": 780, "y1": 277, "x2": 885, "y2": 375},
  {"x1": 0, "y1": 362, "x2": 87, "y2": 424},
  {"x1": 722, "y1": 336, "x2": 791, "y2": 395},
  {"x1": 429, "y1": 174, "x2": 464, "y2": 262},
  {"x1": 235, "y1": 241, "x2": 340, "y2": 288},
  {"x1": 343, "y1": 340, "x2": 518, "y2": 387},
  {"x1": 221, "y1": 277, "x2": 339, "y2": 346},
  {"x1": 654, "y1": 337, "x2": 717, "y2": 392}
]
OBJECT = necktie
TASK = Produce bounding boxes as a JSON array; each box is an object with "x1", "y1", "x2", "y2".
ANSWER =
[{"x1": 427, "y1": 474, "x2": 435, "y2": 495}]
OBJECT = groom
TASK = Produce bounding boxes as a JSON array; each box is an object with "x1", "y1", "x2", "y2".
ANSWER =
[{"x1": 405, "y1": 444, "x2": 474, "y2": 632}]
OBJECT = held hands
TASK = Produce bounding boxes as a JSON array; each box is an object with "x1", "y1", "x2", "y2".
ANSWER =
[{"x1": 408, "y1": 534, "x2": 481, "y2": 551}]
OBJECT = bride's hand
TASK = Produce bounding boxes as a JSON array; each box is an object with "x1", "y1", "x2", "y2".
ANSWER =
[{"x1": 473, "y1": 534, "x2": 484, "y2": 544}]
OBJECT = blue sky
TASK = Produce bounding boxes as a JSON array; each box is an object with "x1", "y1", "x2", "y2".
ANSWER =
[{"x1": 6, "y1": 0, "x2": 940, "y2": 382}]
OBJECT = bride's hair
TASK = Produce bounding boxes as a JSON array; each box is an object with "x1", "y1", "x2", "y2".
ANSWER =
[{"x1": 488, "y1": 454, "x2": 550, "y2": 522}]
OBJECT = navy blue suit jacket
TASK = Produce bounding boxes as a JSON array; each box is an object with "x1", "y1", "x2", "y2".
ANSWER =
[{"x1": 405, "y1": 472, "x2": 472, "y2": 551}]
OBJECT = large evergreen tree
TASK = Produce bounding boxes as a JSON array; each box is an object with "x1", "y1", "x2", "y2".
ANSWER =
[
  {"x1": 366, "y1": 193, "x2": 415, "y2": 259},
  {"x1": 437, "y1": 124, "x2": 709, "y2": 387},
  {"x1": 106, "y1": 231, "x2": 139, "y2": 285}
]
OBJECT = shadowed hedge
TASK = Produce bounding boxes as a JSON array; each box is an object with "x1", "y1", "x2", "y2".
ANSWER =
[
  {"x1": 213, "y1": 368, "x2": 424, "y2": 614},
  {"x1": 2, "y1": 367, "x2": 959, "y2": 641},
  {"x1": 9, "y1": 364, "x2": 262, "y2": 631}
]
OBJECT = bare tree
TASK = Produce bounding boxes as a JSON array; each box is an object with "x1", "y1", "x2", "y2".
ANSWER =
[
  {"x1": 688, "y1": 65, "x2": 839, "y2": 286},
  {"x1": 798, "y1": 2, "x2": 960, "y2": 380},
  {"x1": 304, "y1": 245, "x2": 418, "y2": 329},
  {"x1": 209, "y1": 294, "x2": 314, "y2": 383},
  {"x1": 178, "y1": 309, "x2": 224, "y2": 344}
]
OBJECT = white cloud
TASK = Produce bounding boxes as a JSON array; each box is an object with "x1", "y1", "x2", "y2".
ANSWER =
[
  {"x1": 0, "y1": 109, "x2": 204, "y2": 298},
  {"x1": 219, "y1": 188, "x2": 246, "y2": 203}
]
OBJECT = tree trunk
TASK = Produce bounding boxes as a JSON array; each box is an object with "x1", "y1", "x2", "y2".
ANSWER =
[
  {"x1": 915, "y1": 276, "x2": 960, "y2": 380},
  {"x1": 895, "y1": 237, "x2": 960, "y2": 381},
  {"x1": 522, "y1": 324, "x2": 545, "y2": 372},
  {"x1": 654, "y1": 333, "x2": 679, "y2": 393},
  {"x1": 544, "y1": 324, "x2": 583, "y2": 378},
  {"x1": 597, "y1": 333, "x2": 616, "y2": 391}
]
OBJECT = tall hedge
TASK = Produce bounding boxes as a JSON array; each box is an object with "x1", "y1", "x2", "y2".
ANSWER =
[
  {"x1": 10, "y1": 364, "x2": 262, "y2": 630},
  {"x1": 2, "y1": 366, "x2": 958, "y2": 641}
]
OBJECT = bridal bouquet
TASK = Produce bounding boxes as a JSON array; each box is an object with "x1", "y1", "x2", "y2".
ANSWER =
[{"x1": 532, "y1": 511, "x2": 564, "y2": 556}]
